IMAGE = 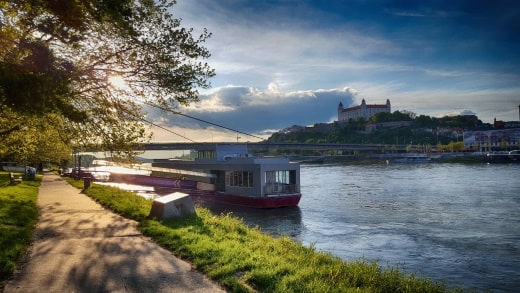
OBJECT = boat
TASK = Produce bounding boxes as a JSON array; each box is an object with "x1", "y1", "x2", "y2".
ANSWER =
[
  {"x1": 109, "y1": 144, "x2": 302, "y2": 208},
  {"x1": 392, "y1": 154, "x2": 432, "y2": 163},
  {"x1": 485, "y1": 150, "x2": 520, "y2": 163}
]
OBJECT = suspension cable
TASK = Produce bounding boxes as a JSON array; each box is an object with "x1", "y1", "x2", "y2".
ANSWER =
[
  {"x1": 145, "y1": 103, "x2": 264, "y2": 141},
  {"x1": 138, "y1": 116, "x2": 197, "y2": 143}
]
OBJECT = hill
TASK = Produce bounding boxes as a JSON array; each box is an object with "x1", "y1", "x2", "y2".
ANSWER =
[{"x1": 266, "y1": 111, "x2": 491, "y2": 146}]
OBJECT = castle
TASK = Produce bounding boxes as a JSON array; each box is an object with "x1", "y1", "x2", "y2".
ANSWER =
[{"x1": 337, "y1": 99, "x2": 391, "y2": 123}]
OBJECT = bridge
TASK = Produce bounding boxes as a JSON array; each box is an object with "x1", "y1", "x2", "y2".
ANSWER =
[{"x1": 143, "y1": 142, "x2": 408, "y2": 153}]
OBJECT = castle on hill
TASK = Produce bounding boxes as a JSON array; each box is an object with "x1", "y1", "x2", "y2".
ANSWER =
[{"x1": 338, "y1": 98, "x2": 391, "y2": 123}]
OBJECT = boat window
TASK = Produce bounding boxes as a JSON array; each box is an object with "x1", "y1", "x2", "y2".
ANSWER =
[
  {"x1": 264, "y1": 170, "x2": 298, "y2": 194},
  {"x1": 197, "y1": 150, "x2": 216, "y2": 159},
  {"x1": 226, "y1": 171, "x2": 254, "y2": 187},
  {"x1": 265, "y1": 170, "x2": 292, "y2": 184}
]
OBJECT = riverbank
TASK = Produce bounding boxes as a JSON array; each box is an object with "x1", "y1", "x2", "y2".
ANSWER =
[
  {"x1": 65, "y1": 178, "x2": 462, "y2": 292},
  {"x1": 3, "y1": 172, "x2": 224, "y2": 292},
  {"x1": 0, "y1": 170, "x2": 466, "y2": 292},
  {"x1": 297, "y1": 163, "x2": 520, "y2": 292},
  {"x1": 292, "y1": 152, "x2": 487, "y2": 165}
]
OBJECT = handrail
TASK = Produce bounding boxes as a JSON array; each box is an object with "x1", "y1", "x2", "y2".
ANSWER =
[{"x1": 264, "y1": 183, "x2": 299, "y2": 195}]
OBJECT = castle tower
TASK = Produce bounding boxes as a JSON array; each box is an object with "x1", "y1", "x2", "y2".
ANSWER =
[
  {"x1": 337, "y1": 102, "x2": 344, "y2": 122},
  {"x1": 386, "y1": 99, "x2": 391, "y2": 112}
]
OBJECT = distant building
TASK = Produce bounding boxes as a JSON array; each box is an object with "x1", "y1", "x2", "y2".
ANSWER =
[
  {"x1": 463, "y1": 128, "x2": 520, "y2": 150},
  {"x1": 338, "y1": 99, "x2": 391, "y2": 123},
  {"x1": 493, "y1": 118, "x2": 506, "y2": 129}
]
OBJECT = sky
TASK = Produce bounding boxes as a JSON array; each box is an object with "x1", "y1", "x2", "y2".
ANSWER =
[{"x1": 147, "y1": 0, "x2": 520, "y2": 142}]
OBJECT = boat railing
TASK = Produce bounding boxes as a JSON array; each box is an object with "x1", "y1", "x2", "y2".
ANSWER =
[
  {"x1": 91, "y1": 160, "x2": 215, "y2": 178},
  {"x1": 264, "y1": 183, "x2": 300, "y2": 195}
]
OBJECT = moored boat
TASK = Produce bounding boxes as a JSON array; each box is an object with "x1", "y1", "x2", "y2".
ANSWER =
[
  {"x1": 485, "y1": 150, "x2": 520, "y2": 163},
  {"x1": 392, "y1": 154, "x2": 432, "y2": 163},
  {"x1": 108, "y1": 144, "x2": 302, "y2": 208}
]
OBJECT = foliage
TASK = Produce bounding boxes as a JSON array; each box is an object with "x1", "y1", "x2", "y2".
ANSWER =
[
  {"x1": 437, "y1": 141, "x2": 465, "y2": 152},
  {"x1": 0, "y1": 110, "x2": 73, "y2": 164},
  {"x1": 0, "y1": 172, "x2": 40, "y2": 287},
  {"x1": 70, "y1": 181, "x2": 461, "y2": 293},
  {"x1": 0, "y1": 0, "x2": 214, "y2": 157},
  {"x1": 268, "y1": 113, "x2": 488, "y2": 147},
  {"x1": 369, "y1": 111, "x2": 414, "y2": 123}
]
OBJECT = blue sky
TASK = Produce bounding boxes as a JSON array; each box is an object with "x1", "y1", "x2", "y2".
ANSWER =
[{"x1": 148, "y1": 0, "x2": 520, "y2": 142}]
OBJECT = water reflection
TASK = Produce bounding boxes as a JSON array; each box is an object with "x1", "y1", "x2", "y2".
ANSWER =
[
  {"x1": 97, "y1": 182, "x2": 304, "y2": 239},
  {"x1": 193, "y1": 200, "x2": 303, "y2": 239},
  {"x1": 97, "y1": 182, "x2": 157, "y2": 199}
]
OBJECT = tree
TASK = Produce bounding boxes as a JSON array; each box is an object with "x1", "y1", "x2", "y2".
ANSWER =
[
  {"x1": 370, "y1": 111, "x2": 413, "y2": 123},
  {"x1": 0, "y1": 111, "x2": 73, "y2": 164},
  {"x1": 400, "y1": 110, "x2": 416, "y2": 120},
  {"x1": 392, "y1": 111, "x2": 413, "y2": 121},
  {"x1": 500, "y1": 139, "x2": 508, "y2": 150},
  {"x1": 0, "y1": 0, "x2": 214, "y2": 158},
  {"x1": 370, "y1": 112, "x2": 393, "y2": 123},
  {"x1": 414, "y1": 115, "x2": 437, "y2": 128}
]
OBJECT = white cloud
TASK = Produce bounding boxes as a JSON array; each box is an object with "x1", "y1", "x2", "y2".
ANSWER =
[
  {"x1": 148, "y1": 1, "x2": 520, "y2": 142},
  {"x1": 146, "y1": 81, "x2": 519, "y2": 142},
  {"x1": 436, "y1": 109, "x2": 477, "y2": 118},
  {"x1": 147, "y1": 84, "x2": 356, "y2": 142}
]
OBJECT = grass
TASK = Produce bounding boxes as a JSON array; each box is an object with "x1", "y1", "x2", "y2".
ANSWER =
[
  {"x1": 66, "y1": 178, "x2": 152, "y2": 221},
  {"x1": 139, "y1": 211, "x2": 450, "y2": 292},
  {"x1": 0, "y1": 172, "x2": 40, "y2": 288},
  {"x1": 68, "y1": 178, "x2": 464, "y2": 293}
]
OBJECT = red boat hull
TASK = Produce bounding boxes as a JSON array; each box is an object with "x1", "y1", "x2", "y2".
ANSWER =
[{"x1": 189, "y1": 192, "x2": 301, "y2": 209}]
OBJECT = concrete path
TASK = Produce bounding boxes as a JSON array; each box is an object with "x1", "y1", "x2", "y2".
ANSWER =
[{"x1": 4, "y1": 173, "x2": 226, "y2": 293}]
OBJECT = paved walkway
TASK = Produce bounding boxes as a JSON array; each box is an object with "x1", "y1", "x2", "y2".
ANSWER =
[{"x1": 4, "y1": 172, "x2": 226, "y2": 293}]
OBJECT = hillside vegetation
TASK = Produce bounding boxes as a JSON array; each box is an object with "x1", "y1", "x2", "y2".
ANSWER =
[{"x1": 267, "y1": 112, "x2": 488, "y2": 146}]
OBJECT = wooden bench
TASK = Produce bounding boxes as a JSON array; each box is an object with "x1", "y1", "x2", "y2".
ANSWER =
[{"x1": 9, "y1": 172, "x2": 22, "y2": 185}]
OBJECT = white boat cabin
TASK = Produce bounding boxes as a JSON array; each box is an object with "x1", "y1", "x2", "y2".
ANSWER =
[{"x1": 152, "y1": 144, "x2": 300, "y2": 198}]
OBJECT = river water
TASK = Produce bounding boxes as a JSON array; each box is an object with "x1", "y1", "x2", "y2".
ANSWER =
[
  {"x1": 100, "y1": 161, "x2": 520, "y2": 291},
  {"x1": 197, "y1": 163, "x2": 520, "y2": 292}
]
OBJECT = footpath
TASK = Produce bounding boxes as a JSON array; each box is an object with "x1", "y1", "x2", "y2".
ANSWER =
[{"x1": 4, "y1": 172, "x2": 226, "y2": 293}]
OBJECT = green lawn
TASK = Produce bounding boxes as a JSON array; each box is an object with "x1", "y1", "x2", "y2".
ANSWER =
[{"x1": 0, "y1": 172, "x2": 40, "y2": 288}]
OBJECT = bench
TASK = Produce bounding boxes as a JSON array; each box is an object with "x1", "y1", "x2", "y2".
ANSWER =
[{"x1": 9, "y1": 172, "x2": 22, "y2": 185}]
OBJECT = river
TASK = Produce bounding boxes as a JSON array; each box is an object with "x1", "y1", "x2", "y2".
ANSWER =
[
  {"x1": 98, "y1": 161, "x2": 520, "y2": 292},
  {"x1": 197, "y1": 163, "x2": 520, "y2": 292}
]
